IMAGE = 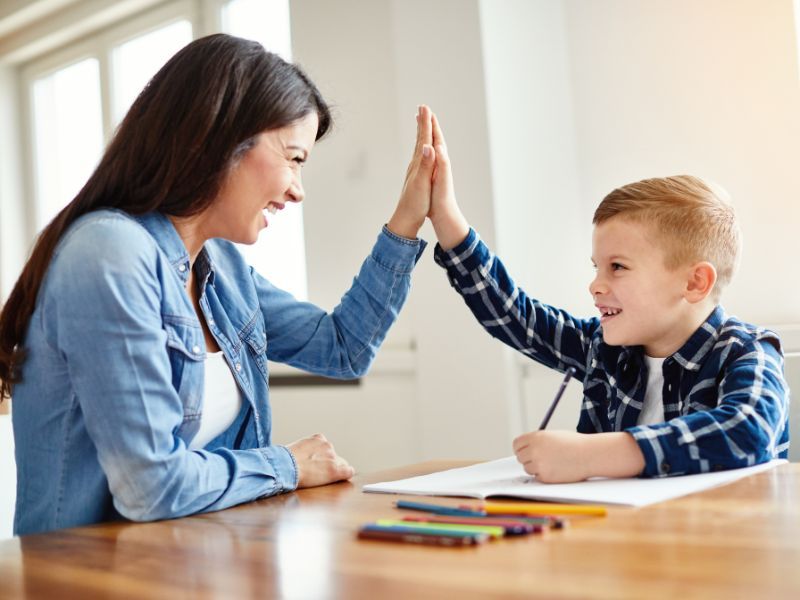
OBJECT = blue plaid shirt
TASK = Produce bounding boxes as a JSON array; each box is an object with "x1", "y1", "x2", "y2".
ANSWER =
[{"x1": 434, "y1": 229, "x2": 790, "y2": 477}]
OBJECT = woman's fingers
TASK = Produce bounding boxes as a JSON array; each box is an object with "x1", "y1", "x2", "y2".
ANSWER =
[
  {"x1": 333, "y1": 457, "x2": 355, "y2": 480},
  {"x1": 407, "y1": 105, "x2": 434, "y2": 181},
  {"x1": 386, "y1": 104, "x2": 437, "y2": 239},
  {"x1": 431, "y1": 112, "x2": 446, "y2": 148},
  {"x1": 415, "y1": 105, "x2": 433, "y2": 157}
]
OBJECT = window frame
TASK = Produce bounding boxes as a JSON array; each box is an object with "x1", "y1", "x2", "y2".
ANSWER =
[
  {"x1": 19, "y1": 0, "x2": 203, "y2": 231},
  {"x1": 14, "y1": 0, "x2": 307, "y2": 300}
]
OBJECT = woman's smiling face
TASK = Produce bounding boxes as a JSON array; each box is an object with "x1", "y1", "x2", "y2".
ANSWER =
[{"x1": 206, "y1": 112, "x2": 319, "y2": 244}]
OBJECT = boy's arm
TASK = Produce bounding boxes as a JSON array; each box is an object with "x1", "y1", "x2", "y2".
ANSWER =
[
  {"x1": 427, "y1": 113, "x2": 597, "y2": 373},
  {"x1": 513, "y1": 431, "x2": 644, "y2": 483},
  {"x1": 626, "y1": 337, "x2": 788, "y2": 477},
  {"x1": 433, "y1": 230, "x2": 597, "y2": 373}
]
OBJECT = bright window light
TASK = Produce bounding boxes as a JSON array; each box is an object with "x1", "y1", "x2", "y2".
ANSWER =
[
  {"x1": 223, "y1": 0, "x2": 308, "y2": 300},
  {"x1": 32, "y1": 58, "x2": 103, "y2": 230},
  {"x1": 111, "y1": 20, "x2": 193, "y2": 126},
  {"x1": 222, "y1": 0, "x2": 292, "y2": 60}
]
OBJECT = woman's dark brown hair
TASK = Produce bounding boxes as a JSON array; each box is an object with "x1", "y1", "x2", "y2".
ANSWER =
[{"x1": 0, "y1": 33, "x2": 332, "y2": 400}]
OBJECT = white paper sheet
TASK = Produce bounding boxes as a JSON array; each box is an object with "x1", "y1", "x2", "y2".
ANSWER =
[{"x1": 363, "y1": 456, "x2": 787, "y2": 507}]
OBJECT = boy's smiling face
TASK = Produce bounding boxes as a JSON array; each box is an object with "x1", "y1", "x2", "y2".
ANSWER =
[{"x1": 590, "y1": 216, "x2": 697, "y2": 357}]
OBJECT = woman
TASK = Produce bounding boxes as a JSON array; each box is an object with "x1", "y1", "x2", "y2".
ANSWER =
[{"x1": 0, "y1": 34, "x2": 436, "y2": 535}]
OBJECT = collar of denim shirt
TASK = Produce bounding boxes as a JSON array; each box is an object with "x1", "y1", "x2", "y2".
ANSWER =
[{"x1": 134, "y1": 212, "x2": 196, "y2": 285}]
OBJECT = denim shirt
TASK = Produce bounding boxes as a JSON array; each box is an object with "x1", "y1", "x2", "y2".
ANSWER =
[{"x1": 12, "y1": 209, "x2": 425, "y2": 535}]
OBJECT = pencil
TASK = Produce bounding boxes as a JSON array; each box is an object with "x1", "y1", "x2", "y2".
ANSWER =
[
  {"x1": 357, "y1": 529, "x2": 486, "y2": 546},
  {"x1": 481, "y1": 501, "x2": 607, "y2": 517},
  {"x1": 395, "y1": 499, "x2": 486, "y2": 517},
  {"x1": 376, "y1": 519, "x2": 506, "y2": 539},
  {"x1": 358, "y1": 524, "x2": 489, "y2": 546},
  {"x1": 538, "y1": 367, "x2": 576, "y2": 430},
  {"x1": 400, "y1": 515, "x2": 544, "y2": 535}
]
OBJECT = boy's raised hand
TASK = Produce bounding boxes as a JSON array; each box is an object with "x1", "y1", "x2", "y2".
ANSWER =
[
  {"x1": 428, "y1": 113, "x2": 470, "y2": 250},
  {"x1": 512, "y1": 431, "x2": 646, "y2": 483},
  {"x1": 387, "y1": 105, "x2": 436, "y2": 239}
]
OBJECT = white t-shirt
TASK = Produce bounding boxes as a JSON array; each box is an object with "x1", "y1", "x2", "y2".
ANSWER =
[
  {"x1": 189, "y1": 351, "x2": 243, "y2": 450},
  {"x1": 638, "y1": 355, "x2": 666, "y2": 426}
]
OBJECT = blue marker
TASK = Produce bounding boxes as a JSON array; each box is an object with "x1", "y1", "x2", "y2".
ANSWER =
[{"x1": 395, "y1": 500, "x2": 487, "y2": 517}]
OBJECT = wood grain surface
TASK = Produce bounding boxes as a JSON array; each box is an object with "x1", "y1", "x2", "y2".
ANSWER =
[{"x1": 1, "y1": 461, "x2": 798, "y2": 599}]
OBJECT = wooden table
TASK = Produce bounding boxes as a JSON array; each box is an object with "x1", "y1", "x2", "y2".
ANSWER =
[{"x1": 1, "y1": 461, "x2": 799, "y2": 599}]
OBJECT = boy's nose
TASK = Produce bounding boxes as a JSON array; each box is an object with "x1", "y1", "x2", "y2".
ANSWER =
[{"x1": 589, "y1": 275, "x2": 604, "y2": 297}]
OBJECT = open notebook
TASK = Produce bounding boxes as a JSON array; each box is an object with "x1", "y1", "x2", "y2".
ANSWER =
[{"x1": 363, "y1": 456, "x2": 786, "y2": 507}]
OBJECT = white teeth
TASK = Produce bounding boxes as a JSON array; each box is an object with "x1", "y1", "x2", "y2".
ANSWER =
[
  {"x1": 266, "y1": 205, "x2": 277, "y2": 215},
  {"x1": 602, "y1": 307, "x2": 621, "y2": 316}
]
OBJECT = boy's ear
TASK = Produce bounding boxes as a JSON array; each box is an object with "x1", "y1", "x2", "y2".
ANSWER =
[{"x1": 685, "y1": 261, "x2": 717, "y2": 303}]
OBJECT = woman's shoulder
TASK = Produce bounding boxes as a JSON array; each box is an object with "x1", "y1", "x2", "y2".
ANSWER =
[{"x1": 55, "y1": 209, "x2": 157, "y2": 263}]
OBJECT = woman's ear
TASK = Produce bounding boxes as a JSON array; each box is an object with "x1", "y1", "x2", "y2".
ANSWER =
[{"x1": 685, "y1": 261, "x2": 717, "y2": 303}]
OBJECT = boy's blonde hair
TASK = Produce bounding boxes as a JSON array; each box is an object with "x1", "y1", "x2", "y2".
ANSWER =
[{"x1": 593, "y1": 175, "x2": 741, "y2": 301}]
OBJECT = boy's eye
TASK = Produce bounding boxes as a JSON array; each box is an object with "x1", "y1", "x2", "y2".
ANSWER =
[
  {"x1": 292, "y1": 157, "x2": 306, "y2": 166},
  {"x1": 611, "y1": 262, "x2": 626, "y2": 271}
]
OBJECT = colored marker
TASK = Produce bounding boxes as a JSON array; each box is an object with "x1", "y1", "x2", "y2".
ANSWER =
[
  {"x1": 527, "y1": 516, "x2": 567, "y2": 530},
  {"x1": 455, "y1": 507, "x2": 561, "y2": 528},
  {"x1": 376, "y1": 519, "x2": 505, "y2": 539},
  {"x1": 481, "y1": 501, "x2": 607, "y2": 517},
  {"x1": 395, "y1": 499, "x2": 487, "y2": 517},
  {"x1": 400, "y1": 515, "x2": 544, "y2": 535},
  {"x1": 361, "y1": 523, "x2": 486, "y2": 538},
  {"x1": 357, "y1": 528, "x2": 486, "y2": 546},
  {"x1": 359, "y1": 524, "x2": 488, "y2": 544}
]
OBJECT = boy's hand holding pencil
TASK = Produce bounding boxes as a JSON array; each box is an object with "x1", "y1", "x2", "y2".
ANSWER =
[{"x1": 513, "y1": 367, "x2": 645, "y2": 483}]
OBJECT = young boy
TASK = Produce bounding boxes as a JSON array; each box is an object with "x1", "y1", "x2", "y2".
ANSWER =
[{"x1": 426, "y1": 116, "x2": 789, "y2": 483}]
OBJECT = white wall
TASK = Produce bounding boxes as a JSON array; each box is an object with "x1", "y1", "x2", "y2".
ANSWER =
[
  {"x1": 0, "y1": 64, "x2": 27, "y2": 300},
  {"x1": 562, "y1": 0, "x2": 800, "y2": 325},
  {"x1": 277, "y1": 0, "x2": 800, "y2": 471},
  {"x1": 480, "y1": 0, "x2": 800, "y2": 327},
  {"x1": 0, "y1": 65, "x2": 24, "y2": 539},
  {"x1": 479, "y1": 0, "x2": 591, "y2": 319},
  {"x1": 271, "y1": 0, "x2": 517, "y2": 470}
]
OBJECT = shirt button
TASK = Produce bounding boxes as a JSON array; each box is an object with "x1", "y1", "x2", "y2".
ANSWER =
[
  {"x1": 192, "y1": 345, "x2": 201, "y2": 355},
  {"x1": 660, "y1": 461, "x2": 671, "y2": 474},
  {"x1": 667, "y1": 384, "x2": 672, "y2": 392},
  {"x1": 235, "y1": 363, "x2": 242, "y2": 372},
  {"x1": 208, "y1": 319, "x2": 215, "y2": 327},
  {"x1": 178, "y1": 264, "x2": 186, "y2": 272}
]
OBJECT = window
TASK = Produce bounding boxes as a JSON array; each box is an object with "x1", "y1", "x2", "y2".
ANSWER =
[
  {"x1": 31, "y1": 58, "x2": 103, "y2": 231},
  {"x1": 20, "y1": 0, "x2": 306, "y2": 299},
  {"x1": 222, "y1": 0, "x2": 291, "y2": 59},
  {"x1": 111, "y1": 20, "x2": 193, "y2": 125},
  {"x1": 24, "y1": 4, "x2": 194, "y2": 232}
]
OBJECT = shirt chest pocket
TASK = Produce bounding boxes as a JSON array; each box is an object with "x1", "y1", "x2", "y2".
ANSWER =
[{"x1": 163, "y1": 318, "x2": 205, "y2": 413}]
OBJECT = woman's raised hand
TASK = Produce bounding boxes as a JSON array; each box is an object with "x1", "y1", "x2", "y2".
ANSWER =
[
  {"x1": 428, "y1": 112, "x2": 470, "y2": 250},
  {"x1": 386, "y1": 105, "x2": 436, "y2": 239},
  {"x1": 286, "y1": 433, "x2": 355, "y2": 489}
]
